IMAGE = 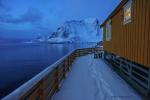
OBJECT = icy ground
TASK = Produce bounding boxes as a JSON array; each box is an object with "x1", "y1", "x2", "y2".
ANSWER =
[{"x1": 53, "y1": 55, "x2": 141, "y2": 100}]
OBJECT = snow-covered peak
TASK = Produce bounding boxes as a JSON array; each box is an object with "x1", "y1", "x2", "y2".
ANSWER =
[
  {"x1": 48, "y1": 18, "x2": 101, "y2": 43},
  {"x1": 83, "y1": 18, "x2": 99, "y2": 24}
]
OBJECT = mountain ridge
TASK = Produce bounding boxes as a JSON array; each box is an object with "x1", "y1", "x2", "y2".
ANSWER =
[{"x1": 48, "y1": 18, "x2": 101, "y2": 43}]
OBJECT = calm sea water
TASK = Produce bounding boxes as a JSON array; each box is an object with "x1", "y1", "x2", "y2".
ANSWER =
[{"x1": 0, "y1": 43, "x2": 95, "y2": 98}]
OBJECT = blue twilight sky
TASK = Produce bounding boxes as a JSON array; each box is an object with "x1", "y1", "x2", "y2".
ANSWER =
[{"x1": 0, "y1": 0, "x2": 120, "y2": 39}]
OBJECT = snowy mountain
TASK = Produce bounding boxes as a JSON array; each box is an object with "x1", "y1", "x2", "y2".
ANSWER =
[{"x1": 48, "y1": 18, "x2": 101, "y2": 43}]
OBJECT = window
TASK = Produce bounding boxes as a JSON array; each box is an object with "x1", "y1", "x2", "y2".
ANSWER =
[
  {"x1": 101, "y1": 27, "x2": 103, "y2": 35},
  {"x1": 106, "y1": 20, "x2": 111, "y2": 41},
  {"x1": 101, "y1": 27, "x2": 104, "y2": 41},
  {"x1": 124, "y1": 0, "x2": 132, "y2": 24},
  {"x1": 101, "y1": 27, "x2": 104, "y2": 36}
]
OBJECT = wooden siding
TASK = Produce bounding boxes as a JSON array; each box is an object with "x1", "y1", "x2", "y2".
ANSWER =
[{"x1": 103, "y1": 0, "x2": 150, "y2": 68}]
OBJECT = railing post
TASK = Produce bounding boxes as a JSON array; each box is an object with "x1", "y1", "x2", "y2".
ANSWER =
[
  {"x1": 67, "y1": 57, "x2": 70, "y2": 71},
  {"x1": 38, "y1": 79, "x2": 45, "y2": 100},
  {"x1": 70, "y1": 55, "x2": 72, "y2": 67},
  {"x1": 70, "y1": 55, "x2": 72, "y2": 66},
  {"x1": 103, "y1": 51, "x2": 106, "y2": 59},
  {"x1": 55, "y1": 67, "x2": 60, "y2": 92},
  {"x1": 148, "y1": 68, "x2": 150, "y2": 90},
  {"x1": 128, "y1": 63, "x2": 132, "y2": 80},
  {"x1": 63, "y1": 61, "x2": 67, "y2": 79}
]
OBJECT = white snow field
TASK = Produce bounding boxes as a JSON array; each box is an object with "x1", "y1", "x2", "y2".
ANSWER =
[{"x1": 53, "y1": 54, "x2": 141, "y2": 100}]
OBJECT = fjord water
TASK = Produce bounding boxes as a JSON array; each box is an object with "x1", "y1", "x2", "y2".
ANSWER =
[{"x1": 0, "y1": 43, "x2": 95, "y2": 98}]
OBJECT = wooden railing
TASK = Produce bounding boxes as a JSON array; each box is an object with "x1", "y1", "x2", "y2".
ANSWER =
[
  {"x1": 104, "y1": 52, "x2": 150, "y2": 96},
  {"x1": 3, "y1": 47, "x2": 101, "y2": 100}
]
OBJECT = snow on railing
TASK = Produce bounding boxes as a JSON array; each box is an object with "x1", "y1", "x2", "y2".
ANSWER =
[{"x1": 2, "y1": 47, "x2": 101, "y2": 100}]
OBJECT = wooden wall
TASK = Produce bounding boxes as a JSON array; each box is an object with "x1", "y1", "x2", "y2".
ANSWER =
[{"x1": 103, "y1": 0, "x2": 150, "y2": 68}]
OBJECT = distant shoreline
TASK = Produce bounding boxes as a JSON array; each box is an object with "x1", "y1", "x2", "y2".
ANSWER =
[{"x1": 0, "y1": 42, "x2": 97, "y2": 45}]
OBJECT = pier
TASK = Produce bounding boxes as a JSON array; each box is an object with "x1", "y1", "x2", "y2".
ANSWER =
[{"x1": 3, "y1": 47, "x2": 142, "y2": 100}]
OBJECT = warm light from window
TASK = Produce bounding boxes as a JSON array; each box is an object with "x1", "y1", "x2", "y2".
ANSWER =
[{"x1": 124, "y1": 0, "x2": 132, "y2": 24}]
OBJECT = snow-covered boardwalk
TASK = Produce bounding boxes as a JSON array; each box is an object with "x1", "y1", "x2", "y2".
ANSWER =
[{"x1": 53, "y1": 54, "x2": 141, "y2": 100}]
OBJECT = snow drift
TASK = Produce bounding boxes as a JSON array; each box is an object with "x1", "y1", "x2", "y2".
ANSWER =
[{"x1": 48, "y1": 18, "x2": 101, "y2": 43}]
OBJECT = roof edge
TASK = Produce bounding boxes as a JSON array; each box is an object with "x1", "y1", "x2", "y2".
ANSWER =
[{"x1": 100, "y1": 0, "x2": 128, "y2": 28}]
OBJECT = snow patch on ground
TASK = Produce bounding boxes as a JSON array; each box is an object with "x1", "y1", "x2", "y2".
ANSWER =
[{"x1": 53, "y1": 55, "x2": 141, "y2": 100}]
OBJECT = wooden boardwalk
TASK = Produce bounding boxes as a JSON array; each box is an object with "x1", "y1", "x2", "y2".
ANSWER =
[
  {"x1": 53, "y1": 54, "x2": 141, "y2": 100},
  {"x1": 3, "y1": 48, "x2": 143, "y2": 100}
]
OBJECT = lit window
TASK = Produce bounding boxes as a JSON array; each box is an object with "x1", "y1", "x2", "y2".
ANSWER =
[
  {"x1": 106, "y1": 20, "x2": 111, "y2": 41},
  {"x1": 124, "y1": 0, "x2": 132, "y2": 24}
]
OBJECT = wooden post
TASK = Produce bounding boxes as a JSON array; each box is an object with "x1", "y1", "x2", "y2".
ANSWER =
[
  {"x1": 67, "y1": 57, "x2": 70, "y2": 71},
  {"x1": 119, "y1": 59, "x2": 123, "y2": 74},
  {"x1": 103, "y1": 51, "x2": 106, "y2": 59},
  {"x1": 148, "y1": 68, "x2": 150, "y2": 90},
  {"x1": 63, "y1": 61, "x2": 66, "y2": 79},
  {"x1": 55, "y1": 67, "x2": 60, "y2": 92},
  {"x1": 128, "y1": 63, "x2": 132, "y2": 80},
  {"x1": 38, "y1": 79, "x2": 45, "y2": 100},
  {"x1": 147, "y1": 68, "x2": 150, "y2": 97}
]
